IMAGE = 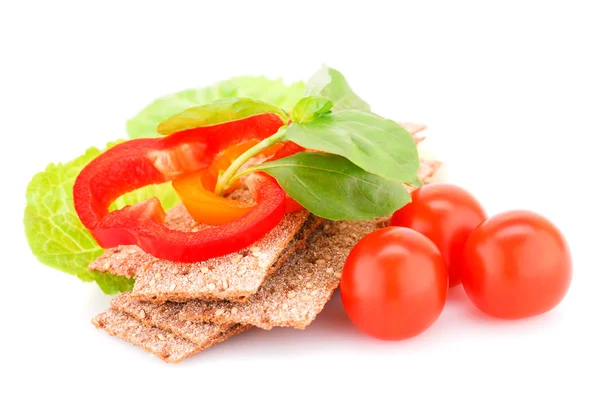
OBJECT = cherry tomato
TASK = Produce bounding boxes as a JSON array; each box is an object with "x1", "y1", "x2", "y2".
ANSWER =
[
  {"x1": 391, "y1": 183, "x2": 486, "y2": 287},
  {"x1": 461, "y1": 210, "x2": 572, "y2": 319},
  {"x1": 340, "y1": 227, "x2": 448, "y2": 340}
]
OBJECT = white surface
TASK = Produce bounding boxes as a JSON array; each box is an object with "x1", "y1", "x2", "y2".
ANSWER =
[{"x1": 2, "y1": 1, "x2": 599, "y2": 399}]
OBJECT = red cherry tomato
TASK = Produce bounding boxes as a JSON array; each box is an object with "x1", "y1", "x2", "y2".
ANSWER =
[
  {"x1": 461, "y1": 210, "x2": 572, "y2": 319},
  {"x1": 391, "y1": 183, "x2": 486, "y2": 287},
  {"x1": 340, "y1": 227, "x2": 448, "y2": 340}
]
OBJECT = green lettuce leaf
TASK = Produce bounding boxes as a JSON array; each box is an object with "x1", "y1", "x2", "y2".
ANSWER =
[
  {"x1": 109, "y1": 182, "x2": 179, "y2": 212},
  {"x1": 157, "y1": 98, "x2": 289, "y2": 135},
  {"x1": 127, "y1": 76, "x2": 305, "y2": 139},
  {"x1": 305, "y1": 66, "x2": 370, "y2": 112},
  {"x1": 24, "y1": 144, "x2": 180, "y2": 294},
  {"x1": 245, "y1": 152, "x2": 411, "y2": 220}
]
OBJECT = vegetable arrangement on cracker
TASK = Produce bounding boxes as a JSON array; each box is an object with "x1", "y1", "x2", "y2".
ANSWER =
[
  {"x1": 24, "y1": 66, "x2": 444, "y2": 362},
  {"x1": 26, "y1": 65, "x2": 570, "y2": 363}
]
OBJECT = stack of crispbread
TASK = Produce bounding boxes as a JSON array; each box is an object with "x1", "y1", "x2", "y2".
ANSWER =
[{"x1": 90, "y1": 124, "x2": 441, "y2": 363}]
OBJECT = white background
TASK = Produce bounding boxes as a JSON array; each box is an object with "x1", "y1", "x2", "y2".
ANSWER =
[{"x1": 2, "y1": 1, "x2": 599, "y2": 399}]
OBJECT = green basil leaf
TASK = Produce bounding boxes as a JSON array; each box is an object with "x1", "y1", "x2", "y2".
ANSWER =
[
  {"x1": 157, "y1": 98, "x2": 289, "y2": 135},
  {"x1": 291, "y1": 96, "x2": 334, "y2": 123},
  {"x1": 283, "y1": 110, "x2": 419, "y2": 182},
  {"x1": 246, "y1": 152, "x2": 411, "y2": 220},
  {"x1": 305, "y1": 66, "x2": 370, "y2": 112},
  {"x1": 127, "y1": 76, "x2": 305, "y2": 139}
]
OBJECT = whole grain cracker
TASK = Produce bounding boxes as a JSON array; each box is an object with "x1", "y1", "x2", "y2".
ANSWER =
[
  {"x1": 89, "y1": 245, "x2": 143, "y2": 278},
  {"x1": 265, "y1": 214, "x2": 324, "y2": 276},
  {"x1": 180, "y1": 219, "x2": 382, "y2": 329},
  {"x1": 92, "y1": 308, "x2": 200, "y2": 364},
  {"x1": 132, "y1": 211, "x2": 320, "y2": 304},
  {"x1": 92, "y1": 308, "x2": 249, "y2": 363},
  {"x1": 110, "y1": 292, "x2": 239, "y2": 346}
]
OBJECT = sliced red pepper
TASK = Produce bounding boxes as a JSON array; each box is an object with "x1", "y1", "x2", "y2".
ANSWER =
[
  {"x1": 73, "y1": 114, "x2": 287, "y2": 263},
  {"x1": 173, "y1": 140, "x2": 301, "y2": 225}
]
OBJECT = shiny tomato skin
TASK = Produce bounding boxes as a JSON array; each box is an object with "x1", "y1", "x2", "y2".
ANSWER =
[
  {"x1": 391, "y1": 183, "x2": 487, "y2": 287},
  {"x1": 461, "y1": 210, "x2": 572, "y2": 319},
  {"x1": 340, "y1": 227, "x2": 448, "y2": 340}
]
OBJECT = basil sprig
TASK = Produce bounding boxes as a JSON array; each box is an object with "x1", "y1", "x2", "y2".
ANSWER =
[{"x1": 172, "y1": 66, "x2": 420, "y2": 220}]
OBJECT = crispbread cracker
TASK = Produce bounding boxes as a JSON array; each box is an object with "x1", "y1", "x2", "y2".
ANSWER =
[
  {"x1": 110, "y1": 292, "x2": 238, "y2": 345},
  {"x1": 89, "y1": 246, "x2": 141, "y2": 278},
  {"x1": 132, "y1": 211, "x2": 319, "y2": 304},
  {"x1": 92, "y1": 308, "x2": 199, "y2": 363},
  {"x1": 264, "y1": 214, "x2": 324, "y2": 276},
  {"x1": 92, "y1": 308, "x2": 249, "y2": 363},
  {"x1": 180, "y1": 219, "x2": 383, "y2": 329}
]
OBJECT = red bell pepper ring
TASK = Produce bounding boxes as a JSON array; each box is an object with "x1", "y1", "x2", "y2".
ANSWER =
[{"x1": 73, "y1": 114, "x2": 287, "y2": 263}]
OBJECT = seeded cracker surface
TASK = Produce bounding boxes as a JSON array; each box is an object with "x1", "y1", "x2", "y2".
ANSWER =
[
  {"x1": 262, "y1": 214, "x2": 324, "y2": 275},
  {"x1": 111, "y1": 292, "x2": 236, "y2": 344},
  {"x1": 133, "y1": 210, "x2": 316, "y2": 303},
  {"x1": 92, "y1": 308, "x2": 249, "y2": 363},
  {"x1": 92, "y1": 308, "x2": 198, "y2": 363}
]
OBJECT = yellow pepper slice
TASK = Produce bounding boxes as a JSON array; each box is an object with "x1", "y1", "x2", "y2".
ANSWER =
[{"x1": 172, "y1": 141, "x2": 284, "y2": 225}]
